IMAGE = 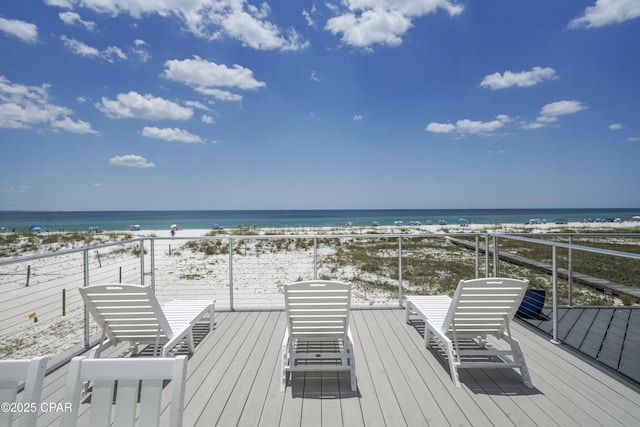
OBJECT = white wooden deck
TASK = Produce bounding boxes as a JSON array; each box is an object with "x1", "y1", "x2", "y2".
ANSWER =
[{"x1": 35, "y1": 309, "x2": 640, "y2": 426}]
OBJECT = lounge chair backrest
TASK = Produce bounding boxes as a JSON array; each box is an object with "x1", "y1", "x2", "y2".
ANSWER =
[
  {"x1": 60, "y1": 355, "x2": 187, "y2": 427},
  {"x1": 442, "y1": 278, "x2": 529, "y2": 337},
  {"x1": 0, "y1": 357, "x2": 48, "y2": 427},
  {"x1": 284, "y1": 280, "x2": 351, "y2": 339},
  {"x1": 78, "y1": 284, "x2": 173, "y2": 346}
]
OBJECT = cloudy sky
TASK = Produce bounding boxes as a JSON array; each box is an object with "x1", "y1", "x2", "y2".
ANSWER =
[{"x1": 1, "y1": 0, "x2": 639, "y2": 211}]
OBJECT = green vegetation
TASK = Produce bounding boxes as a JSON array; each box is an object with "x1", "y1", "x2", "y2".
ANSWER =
[
  {"x1": 321, "y1": 236, "x2": 477, "y2": 297},
  {"x1": 0, "y1": 231, "x2": 134, "y2": 258},
  {"x1": 180, "y1": 231, "x2": 639, "y2": 305}
]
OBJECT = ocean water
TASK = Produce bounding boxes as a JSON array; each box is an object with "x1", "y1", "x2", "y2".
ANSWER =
[{"x1": 0, "y1": 209, "x2": 639, "y2": 232}]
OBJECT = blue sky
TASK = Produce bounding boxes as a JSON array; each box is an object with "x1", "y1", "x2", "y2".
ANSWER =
[{"x1": 1, "y1": 0, "x2": 639, "y2": 211}]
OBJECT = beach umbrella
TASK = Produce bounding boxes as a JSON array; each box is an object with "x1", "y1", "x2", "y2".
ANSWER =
[
  {"x1": 457, "y1": 218, "x2": 469, "y2": 225},
  {"x1": 29, "y1": 225, "x2": 46, "y2": 232},
  {"x1": 170, "y1": 224, "x2": 178, "y2": 230}
]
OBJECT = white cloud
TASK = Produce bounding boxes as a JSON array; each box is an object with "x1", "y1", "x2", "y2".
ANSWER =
[
  {"x1": 164, "y1": 56, "x2": 265, "y2": 101},
  {"x1": 326, "y1": 8, "x2": 412, "y2": 49},
  {"x1": 480, "y1": 67, "x2": 557, "y2": 90},
  {"x1": 96, "y1": 92, "x2": 193, "y2": 120},
  {"x1": 353, "y1": 114, "x2": 364, "y2": 120},
  {"x1": 201, "y1": 114, "x2": 214, "y2": 124},
  {"x1": 164, "y1": 56, "x2": 265, "y2": 90},
  {"x1": 627, "y1": 136, "x2": 640, "y2": 142},
  {"x1": 540, "y1": 100, "x2": 587, "y2": 117},
  {"x1": 0, "y1": 75, "x2": 96, "y2": 133},
  {"x1": 185, "y1": 100, "x2": 211, "y2": 111},
  {"x1": 60, "y1": 35, "x2": 99, "y2": 57},
  {"x1": 69, "y1": 0, "x2": 308, "y2": 51},
  {"x1": 523, "y1": 100, "x2": 587, "y2": 129},
  {"x1": 194, "y1": 87, "x2": 243, "y2": 102},
  {"x1": 141, "y1": 126, "x2": 204, "y2": 144},
  {"x1": 51, "y1": 116, "x2": 98, "y2": 134},
  {"x1": 325, "y1": 0, "x2": 463, "y2": 50},
  {"x1": 44, "y1": 0, "x2": 76, "y2": 8},
  {"x1": 310, "y1": 70, "x2": 321, "y2": 82},
  {"x1": 303, "y1": 6, "x2": 317, "y2": 28},
  {"x1": 59, "y1": 11, "x2": 96, "y2": 30},
  {"x1": 570, "y1": 0, "x2": 640, "y2": 28},
  {"x1": 221, "y1": 6, "x2": 309, "y2": 51},
  {"x1": 426, "y1": 115, "x2": 509, "y2": 136},
  {"x1": 608, "y1": 123, "x2": 623, "y2": 130},
  {"x1": 108, "y1": 154, "x2": 155, "y2": 168},
  {"x1": 455, "y1": 116, "x2": 509, "y2": 135},
  {"x1": 60, "y1": 35, "x2": 128, "y2": 62},
  {"x1": 0, "y1": 17, "x2": 38, "y2": 44},
  {"x1": 103, "y1": 46, "x2": 127, "y2": 62},
  {"x1": 425, "y1": 122, "x2": 456, "y2": 133}
]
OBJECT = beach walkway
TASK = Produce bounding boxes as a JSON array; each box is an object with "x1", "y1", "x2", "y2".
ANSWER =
[
  {"x1": 34, "y1": 309, "x2": 640, "y2": 426},
  {"x1": 447, "y1": 237, "x2": 640, "y2": 299}
]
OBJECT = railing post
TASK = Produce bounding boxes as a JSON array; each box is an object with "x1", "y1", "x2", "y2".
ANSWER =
[
  {"x1": 484, "y1": 234, "x2": 489, "y2": 278},
  {"x1": 568, "y1": 235, "x2": 573, "y2": 306},
  {"x1": 474, "y1": 235, "x2": 480, "y2": 279},
  {"x1": 229, "y1": 237, "x2": 234, "y2": 311},
  {"x1": 551, "y1": 245, "x2": 559, "y2": 344},
  {"x1": 140, "y1": 239, "x2": 145, "y2": 286},
  {"x1": 150, "y1": 238, "x2": 155, "y2": 291},
  {"x1": 313, "y1": 237, "x2": 318, "y2": 280},
  {"x1": 83, "y1": 248, "x2": 90, "y2": 348},
  {"x1": 493, "y1": 235, "x2": 499, "y2": 277},
  {"x1": 398, "y1": 236, "x2": 403, "y2": 307}
]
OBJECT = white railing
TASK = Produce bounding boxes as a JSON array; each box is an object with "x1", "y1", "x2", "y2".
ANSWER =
[
  {"x1": 1, "y1": 232, "x2": 638, "y2": 362},
  {"x1": 490, "y1": 233, "x2": 640, "y2": 342}
]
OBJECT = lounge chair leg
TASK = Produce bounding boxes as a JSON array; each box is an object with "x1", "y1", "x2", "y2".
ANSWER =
[
  {"x1": 511, "y1": 338, "x2": 533, "y2": 388},
  {"x1": 281, "y1": 332, "x2": 290, "y2": 392}
]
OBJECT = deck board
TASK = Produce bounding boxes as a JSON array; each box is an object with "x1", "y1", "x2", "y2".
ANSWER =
[{"x1": 34, "y1": 308, "x2": 640, "y2": 427}]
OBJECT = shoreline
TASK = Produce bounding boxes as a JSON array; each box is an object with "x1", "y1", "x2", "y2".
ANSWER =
[
  {"x1": 127, "y1": 220, "x2": 640, "y2": 239},
  {"x1": 2, "y1": 208, "x2": 639, "y2": 234}
]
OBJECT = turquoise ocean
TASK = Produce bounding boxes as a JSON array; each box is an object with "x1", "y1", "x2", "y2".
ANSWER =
[{"x1": 1, "y1": 209, "x2": 639, "y2": 232}]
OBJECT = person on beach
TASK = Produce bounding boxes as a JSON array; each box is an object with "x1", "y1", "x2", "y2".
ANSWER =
[{"x1": 171, "y1": 228, "x2": 175, "y2": 238}]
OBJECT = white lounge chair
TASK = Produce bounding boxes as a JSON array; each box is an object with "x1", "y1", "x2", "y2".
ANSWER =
[
  {"x1": 281, "y1": 280, "x2": 357, "y2": 392},
  {"x1": 0, "y1": 357, "x2": 48, "y2": 427},
  {"x1": 59, "y1": 355, "x2": 187, "y2": 427},
  {"x1": 79, "y1": 284, "x2": 214, "y2": 358},
  {"x1": 406, "y1": 278, "x2": 533, "y2": 388}
]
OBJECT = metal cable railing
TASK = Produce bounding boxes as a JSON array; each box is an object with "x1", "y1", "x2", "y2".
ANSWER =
[{"x1": 1, "y1": 232, "x2": 638, "y2": 361}]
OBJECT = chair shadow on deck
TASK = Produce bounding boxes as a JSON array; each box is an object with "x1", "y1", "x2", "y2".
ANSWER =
[
  {"x1": 132, "y1": 321, "x2": 215, "y2": 358},
  {"x1": 288, "y1": 371, "x2": 361, "y2": 399},
  {"x1": 106, "y1": 321, "x2": 214, "y2": 359},
  {"x1": 407, "y1": 318, "x2": 542, "y2": 396}
]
